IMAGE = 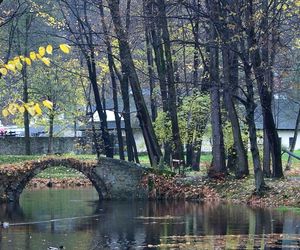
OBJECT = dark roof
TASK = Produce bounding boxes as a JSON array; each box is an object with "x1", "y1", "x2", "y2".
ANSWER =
[{"x1": 255, "y1": 98, "x2": 300, "y2": 130}]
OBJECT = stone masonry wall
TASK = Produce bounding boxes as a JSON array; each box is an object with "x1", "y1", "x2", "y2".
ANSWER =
[
  {"x1": 0, "y1": 157, "x2": 149, "y2": 202},
  {"x1": 0, "y1": 137, "x2": 93, "y2": 155},
  {"x1": 95, "y1": 157, "x2": 149, "y2": 199}
]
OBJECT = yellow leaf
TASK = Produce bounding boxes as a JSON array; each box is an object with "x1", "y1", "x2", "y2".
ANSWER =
[
  {"x1": 2, "y1": 109, "x2": 9, "y2": 117},
  {"x1": 42, "y1": 100, "x2": 53, "y2": 110},
  {"x1": 46, "y1": 45, "x2": 53, "y2": 54},
  {"x1": 25, "y1": 58, "x2": 32, "y2": 66},
  {"x1": 0, "y1": 68, "x2": 8, "y2": 76},
  {"x1": 26, "y1": 106, "x2": 35, "y2": 116},
  {"x1": 5, "y1": 63, "x2": 16, "y2": 73},
  {"x1": 34, "y1": 103, "x2": 42, "y2": 115},
  {"x1": 282, "y1": 4, "x2": 288, "y2": 11},
  {"x1": 30, "y1": 52, "x2": 37, "y2": 61},
  {"x1": 39, "y1": 46, "x2": 46, "y2": 57},
  {"x1": 19, "y1": 106, "x2": 25, "y2": 113},
  {"x1": 15, "y1": 62, "x2": 23, "y2": 71},
  {"x1": 36, "y1": 54, "x2": 42, "y2": 60},
  {"x1": 59, "y1": 44, "x2": 71, "y2": 54},
  {"x1": 7, "y1": 103, "x2": 17, "y2": 115},
  {"x1": 41, "y1": 57, "x2": 51, "y2": 66},
  {"x1": 14, "y1": 57, "x2": 21, "y2": 64}
]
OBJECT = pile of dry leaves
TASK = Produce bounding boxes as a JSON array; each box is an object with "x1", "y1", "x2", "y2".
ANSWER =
[{"x1": 140, "y1": 173, "x2": 300, "y2": 207}]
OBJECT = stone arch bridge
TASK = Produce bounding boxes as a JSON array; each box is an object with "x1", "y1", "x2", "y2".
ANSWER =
[{"x1": 0, "y1": 157, "x2": 150, "y2": 203}]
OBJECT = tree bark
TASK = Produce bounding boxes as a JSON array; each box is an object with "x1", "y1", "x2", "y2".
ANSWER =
[
  {"x1": 286, "y1": 106, "x2": 300, "y2": 170},
  {"x1": 244, "y1": 62, "x2": 266, "y2": 192},
  {"x1": 59, "y1": 0, "x2": 114, "y2": 158},
  {"x1": 145, "y1": 0, "x2": 171, "y2": 164},
  {"x1": 263, "y1": 128, "x2": 271, "y2": 177},
  {"x1": 47, "y1": 112, "x2": 54, "y2": 154},
  {"x1": 246, "y1": 0, "x2": 283, "y2": 178},
  {"x1": 21, "y1": 15, "x2": 32, "y2": 155},
  {"x1": 222, "y1": 48, "x2": 249, "y2": 178},
  {"x1": 156, "y1": 0, "x2": 184, "y2": 161},
  {"x1": 109, "y1": 65, "x2": 124, "y2": 160},
  {"x1": 207, "y1": 0, "x2": 226, "y2": 177},
  {"x1": 144, "y1": 2, "x2": 157, "y2": 121},
  {"x1": 99, "y1": 1, "x2": 124, "y2": 160},
  {"x1": 108, "y1": 0, "x2": 162, "y2": 166},
  {"x1": 86, "y1": 51, "x2": 113, "y2": 158},
  {"x1": 235, "y1": 0, "x2": 265, "y2": 191}
]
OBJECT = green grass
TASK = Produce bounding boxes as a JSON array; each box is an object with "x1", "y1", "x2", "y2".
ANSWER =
[
  {"x1": 0, "y1": 155, "x2": 42, "y2": 164},
  {"x1": 36, "y1": 166, "x2": 85, "y2": 179},
  {"x1": 0, "y1": 154, "x2": 96, "y2": 179},
  {"x1": 282, "y1": 149, "x2": 300, "y2": 162},
  {"x1": 1, "y1": 149, "x2": 300, "y2": 179},
  {"x1": 275, "y1": 206, "x2": 300, "y2": 214}
]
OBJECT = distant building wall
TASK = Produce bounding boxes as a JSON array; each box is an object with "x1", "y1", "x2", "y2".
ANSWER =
[
  {"x1": 133, "y1": 129, "x2": 147, "y2": 152},
  {"x1": 278, "y1": 130, "x2": 300, "y2": 150},
  {"x1": 0, "y1": 137, "x2": 92, "y2": 155}
]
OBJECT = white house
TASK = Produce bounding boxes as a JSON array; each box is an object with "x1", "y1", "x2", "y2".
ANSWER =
[{"x1": 255, "y1": 97, "x2": 300, "y2": 150}]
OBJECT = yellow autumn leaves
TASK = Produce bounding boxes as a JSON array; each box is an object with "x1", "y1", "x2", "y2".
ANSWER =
[
  {"x1": 0, "y1": 44, "x2": 70, "y2": 117},
  {"x1": 2, "y1": 100, "x2": 53, "y2": 118},
  {"x1": 59, "y1": 44, "x2": 71, "y2": 54},
  {"x1": 0, "y1": 44, "x2": 71, "y2": 77}
]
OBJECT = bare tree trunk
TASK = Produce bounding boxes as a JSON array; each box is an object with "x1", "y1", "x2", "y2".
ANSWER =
[
  {"x1": 145, "y1": 0, "x2": 172, "y2": 164},
  {"x1": 88, "y1": 101, "x2": 101, "y2": 159},
  {"x1": 207, "y1": 0, "x2": 226, "y2": 177},
  {"x1": 263, "y1": 128, "x2": 271, "y2": 177},
  {"x1": 22, "y1": 67, "x2": 31, "y2": 155},
  {"x1": 86, "y1": 53, "x2": 113, "y2": 158},
  {"x1": 213, "y1": 0, "x2": 249, "y2": 177},
  {"x1": 21, "y1": 15, "x2": 32, "y2": 155},
  {"x1": 47, "y1": 112, "x2": 54, "y2": 154},
  {"x1": 100, "y1": 0, "x2": 139, "y2": 163},
  {"x1": 244, "y1": 63, "x2": 266, "y2": 192},
  {"x1": 144, "y1": 2, "x2": 157, "y2": 121},
  {"x1": 286, "y1": 106, "x2": 300, "y2": 170},
  {"x1": 110, "y1": 66, "x2": 124, "y2": 160},
  {"x1": 246, "y1": 0, "x2": 283, "y2": 178},
  {"x1": 108, "y1": 0, "x2": 162, "y2": 166},
  {"x1": 99, "y1": 2, "x2": 124, "y2": 160},
  {"x1": 222, "y1": 45, "x2": 249, "y2": 177},
  {"x1": 235, "y1": 0, "x2": 265, "y2": 191},
  {"x1": 156, "y1": 0, "x2": 184, "y2": 161}
]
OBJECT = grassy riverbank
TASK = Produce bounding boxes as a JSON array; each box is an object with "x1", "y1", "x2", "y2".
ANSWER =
[{"x1": 143, "y1": 173, "x2": 300, "y2": 207}]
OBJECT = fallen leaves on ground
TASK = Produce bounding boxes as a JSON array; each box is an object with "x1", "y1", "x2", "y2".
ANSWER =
[{"x1": 140, "y1": 173, "x2": 300, "y2": 207}]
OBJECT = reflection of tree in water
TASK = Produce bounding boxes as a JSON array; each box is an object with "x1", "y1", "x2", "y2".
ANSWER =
[
  {"x1": 1, "y1": 198, "x2": 300, "y2": 249},
  {"x1": 88, "y1": 201, "x2": 295, "y2": 249},
  {"x1": 0, "y1": 202, "x2": 25, "y2": 222}
]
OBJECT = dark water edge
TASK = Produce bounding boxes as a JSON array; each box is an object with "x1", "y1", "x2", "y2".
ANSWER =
[{"x1": 0, "y1": 187, "x2": 299, "y2": 249}]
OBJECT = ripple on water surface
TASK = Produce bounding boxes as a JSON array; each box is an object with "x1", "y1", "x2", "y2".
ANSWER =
[{"x1": 0, "y1": 188, "x2": 299, "y2": 249}]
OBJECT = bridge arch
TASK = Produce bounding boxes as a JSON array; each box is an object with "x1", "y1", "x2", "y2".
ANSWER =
[{"x1": 3, "y1": 158, "x2": 109, "y2": 202}]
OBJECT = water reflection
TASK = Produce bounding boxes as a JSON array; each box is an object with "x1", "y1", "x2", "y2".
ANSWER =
[{"x1": 0, "y1": 188, "x2": 299, "y2": 249}]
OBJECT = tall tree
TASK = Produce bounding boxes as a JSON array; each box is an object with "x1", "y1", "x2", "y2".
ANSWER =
[
  {"x1": 246, "y1": 0, "x2": 283, "y2": 178},
  {"x1": 207, "y1": 0, "x2": 226, "y2": 177},
  {"x1": 156, "y1": 0, "x2": 184, "y2": 161},
  {"x1": 59, "y1": 0, "x2": 114, "y2": 158},
  {"x1": 107, "y1": 0, "x2": 162, "y2": 166},
  {"x1": 98, "y1": 1, "x2": 125, "y2": 160},
  {"x1": 218, "y1": 0, "x2": 249, "y2": 177},
  {"x1": 286, "y1": 106, "x2": 300, "y2": 170}
]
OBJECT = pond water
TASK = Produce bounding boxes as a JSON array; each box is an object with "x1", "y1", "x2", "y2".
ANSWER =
[{"x1": 0, "y1": 187, "x2": 299, "y2": 249}]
